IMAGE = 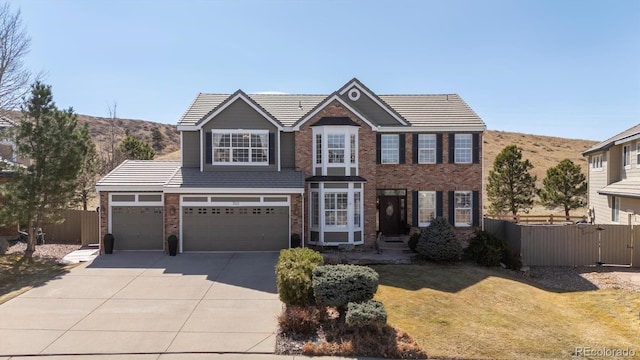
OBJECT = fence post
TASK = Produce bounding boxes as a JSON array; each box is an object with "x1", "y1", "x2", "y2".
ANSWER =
[{"x1": 549, "y1": 214, "x2": 554, "y2": 224}]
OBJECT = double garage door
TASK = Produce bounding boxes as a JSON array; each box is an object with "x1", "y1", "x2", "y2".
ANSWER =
[{"x1": 182, "y1": 206, "x2": 289, "y2": 251}]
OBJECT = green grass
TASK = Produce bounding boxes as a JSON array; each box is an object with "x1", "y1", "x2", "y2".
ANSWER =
[
  {"x1": 0, "y1": 254, "x2": 74, "y2": 304},
  {"x1": 373, "y1": 263, "x2": 639, "y2": 360}
]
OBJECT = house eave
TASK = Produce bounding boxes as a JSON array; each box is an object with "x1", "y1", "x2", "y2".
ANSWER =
[
  {"x1": 377, "y1": 125, "x2": 486, "y2": 133},
  {"x1": 163, "y1": 187, "x2": 305, "y2": 194},
  {"x1": 95, "y1": 185, "x2": 166, "y2": 192}
]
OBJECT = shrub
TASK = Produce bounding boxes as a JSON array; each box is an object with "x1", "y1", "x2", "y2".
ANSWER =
[
  {"x1": 408, "y1": 232, "x2": 421, "y2": 252},
  {"x1": 415, "y1": 217, "x2": 462, "y2": 262},
  {"x1": 345, "y1": 300, "x2": 387, "y2": 328},
  {"x1": 312, "y1": 265, "x2": 379, "y2": 309},
  {"x1": 504, "y1": 248, "x2": 523, "y2": 270},
  {"x1": 278, "y1": 305, "x2": 323, "y2": 335},
  {"x1": 276, "y1": 248, "x2": 324, "y2": 306},
  {"x1": 465, "y1": 230, "x2": 506, "y2": 267}
]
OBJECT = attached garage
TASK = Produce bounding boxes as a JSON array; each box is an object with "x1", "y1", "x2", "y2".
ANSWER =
[
  {"x1": 180, "y1": 196, "x2": 291, "y2": 252},
  {"x1": 109, "y1": 193, "x2": 165, "y2": 251}
]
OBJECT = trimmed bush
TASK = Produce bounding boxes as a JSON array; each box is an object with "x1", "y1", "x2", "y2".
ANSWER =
[
  {"x1": 408, "y1": 232, "x2": 421, "y2": 252},
  {"x1": 276, "y1": 248, "x2": 324, "y2": 306},
  {"x1": 465, "y1": 230, "x2": 505, "y2": 267},
  {"x1": 346, "y1": 300, "x2": 387, "y2": 327},
  {"x1": 312, "y1": 264, "x2": 379, "y2": 308},
  {"x1": 415, "y1": 217, "x2": 462, "y2": 262}
]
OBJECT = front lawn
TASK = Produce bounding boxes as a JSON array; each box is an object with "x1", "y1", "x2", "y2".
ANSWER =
[
  {"x1": 0, "y1": 254, "x2": 73, "y2": 304},
  {"x1": 373, "y1": 263, "x2": 639, "y2": 360}
]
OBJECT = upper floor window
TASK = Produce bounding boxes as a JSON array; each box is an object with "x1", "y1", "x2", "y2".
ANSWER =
[
  {"x1": 328, "y1": 134, "x2": 345, "y2": 163},
  {"x1": 637, "y1": 143, "x2": 640, "y2": 167},
  {"x1": 350, "y1": 134, "x2": 356, "y2": 164},
  {"x1": 455, "y1": 134, "x2": 472, "y2": 164},
  {"x1": 455, "y1": 191, "x2": 472, "y2": 227},
  {"x1": 623, "y1": 145, "x2": 631, "y2": 168},
  {"x1": 418, "y1": 191, "x2": 436, "y2": 226},
  {"x1": 381, "y1": 134, "x2": 399, "y2": 164},
  {"x1": 591, "y1": 154, "x2": 603, "y2": 170},
  {"x1": 315, "y1": 134, "x2": 322, "y2": 164},
  {"x1": 418, "y1": 134, "x2": 437, "y2": 164},
  {"x1": 212, "y1": 130, "x2": 268, "y2": 165}
]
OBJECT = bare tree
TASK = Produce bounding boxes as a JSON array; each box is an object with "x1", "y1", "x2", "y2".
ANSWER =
[
  {"x1": 100, "y1": 101, "x2": 123, "y2": 173},
  {"x1": 0, "y1": 2, "x2": 35, "y2": 115}
]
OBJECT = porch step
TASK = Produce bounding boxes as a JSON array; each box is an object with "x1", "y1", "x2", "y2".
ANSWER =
[{"x1": 377, "y1": 235, "x2": 413, "y2": 254}]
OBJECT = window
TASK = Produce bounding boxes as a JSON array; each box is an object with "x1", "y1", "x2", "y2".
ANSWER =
[
  {"x1": 455, "y1": 191, "x2": 472, "y2": 227},
  {"x1": 637, "y1": 143, "x2": 640, "y2": 167},
  {"x1": 612, "y1": 196, "x2": 619, "y2": 223},
  {"x1": 354, "y1": 191, "x2": 361, "y2": 227},
  {"x1": 381, "y1": 134, "x2": 399, "y2": 164},
  {"x1": 418, "y1": 134, "x2": 436, "y2": 164},
  {"x1": 311, "y1": 192, "x2": 319, "y2": 227},
  {"x1": 350, "y1": 134, "x2": 356, "y2": 164},
  {"x1": 325, "y1": 192, "x2": 348, "y2": 226},
  {"x1": 623, "y1": 145, "x2": 631, "y2": 167},
  {"x1": 455, "y1": 134, "x2": 472, "y2": 164},
  {"x1": 591, "y1": 154, "x2": 603, "y2": 169},
  {"x1": 418, "y1": 191, "x2": 436, "y2": 226},
  {"x1": 315, "y1": 134, "x2": 322, "y2": 164},
  {"x1": 327, "y1": 134, "x2": 345, "y2": 163},
  {"x1": 212, "y1": 131, "x2": 268, "y2": 164}
]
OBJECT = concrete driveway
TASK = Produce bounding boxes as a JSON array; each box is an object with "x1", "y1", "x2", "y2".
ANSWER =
[{"x1": 0, "y1": 251, "x2": 283, "y2": 357}]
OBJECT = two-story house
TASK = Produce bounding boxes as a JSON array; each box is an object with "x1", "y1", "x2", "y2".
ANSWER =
[
  {"x1": 583, "y1": 123, "x2": 640, "y2": 225},
  {"x1": 96, "y1": 79, "x2": 485, "y2": 253}
]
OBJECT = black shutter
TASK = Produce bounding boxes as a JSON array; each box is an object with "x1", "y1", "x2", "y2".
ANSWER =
[
  {"x1": 412, "y1": 134, "x2": 418, "y2": 164},
  {"x1": 448, "y1": 133, "x2": 455, "y2": 163},
  {"x1": 269, "y1": 132, "x2": 276, "y2": 165},
  {"x1": 472, "y1": 133, "x2": 480, "y2": 164},
  {"x1": 412, "y1": 191, "x2": 418, "y2": 227},
  {"x1": 205, "y1": 131, "x2": 212, "y2": 164},
  {"x1": 376, "y1": 133, "x2": 381, "y2": 164},
  {"x1": 399, "y1": 134, "x2": 406, "y2": 164},
  {"x1": 472, "y1": 191, "x2": 480, "y2": 227},
  {"x1": 436, "y1": 134, "x2": 443, "y2": 164},
  {"x1": 436, "y1": 191, "x2": 443, "y2": 217},
  {"x1": 448, "y1": 191, "x2": 455, "y2": 226}
]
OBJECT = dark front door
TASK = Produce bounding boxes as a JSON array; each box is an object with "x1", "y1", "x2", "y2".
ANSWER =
[{"x1": 379, "y1": 196, "x2": 401, "y2": 235}]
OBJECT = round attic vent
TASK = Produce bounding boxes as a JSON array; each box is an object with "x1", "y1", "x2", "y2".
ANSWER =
[{"x1": 348, "y1": 88, "x2": 361, "y2": 101}]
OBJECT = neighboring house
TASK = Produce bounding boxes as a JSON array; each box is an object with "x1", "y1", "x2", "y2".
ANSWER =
[
  {"x1": 96, "y1": 78, "x2": 486, "y2": 253},
  {"x1": 583, "y1": 123, "x2": 640, "y2": 225},
  {"x1": 0, "y1": 159, "x2": 17, "y2": 241},
  {"x1": 0, "y1": 116, "x2": 17, "y2": 163}
]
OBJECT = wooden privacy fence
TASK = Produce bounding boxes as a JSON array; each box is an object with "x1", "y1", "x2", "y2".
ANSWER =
[
  {"x1": 41, "y1": 209, "x2": 99, "y2": 246},
  {"x1": 485, "y1": 218, "x2": 639, "y2": 267}
]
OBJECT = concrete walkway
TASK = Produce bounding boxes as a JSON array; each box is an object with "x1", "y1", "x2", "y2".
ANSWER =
[{"x1": 0, "y1": 252, "x2": 285, "y2": 358}]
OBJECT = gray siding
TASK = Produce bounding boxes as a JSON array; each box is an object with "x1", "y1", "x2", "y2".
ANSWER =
[
  {"x1": 339, "y1": 91, "x2": 401, "y2": 126},
  {"x1": 202, "y1": 99, "x2": 279, "y2": 172},
  {"x1": 182, "y1": 131, "x2": 200, "y2": 168},
  {"x1": 281, "y1": 132, "x2": 295, "y2": 169}
]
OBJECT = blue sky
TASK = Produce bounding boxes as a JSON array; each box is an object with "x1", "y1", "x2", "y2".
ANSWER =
[{"x1": 12, "y1": 0, "x2": 640, "y2": 141}]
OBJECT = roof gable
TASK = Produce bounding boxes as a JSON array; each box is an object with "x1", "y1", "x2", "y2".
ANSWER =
[
  {"x1": 337, "y1": 78, "x2": 408, "y2": 126},
  {"x1": 583, "y1": 123, "x2": 640, "y2": 155},
  {"x1": 194, "y1": 90, "x2": 283, "y2": 130},
  {"x1": 292, "y1": 93, "x2": 378, "y2": 130}
]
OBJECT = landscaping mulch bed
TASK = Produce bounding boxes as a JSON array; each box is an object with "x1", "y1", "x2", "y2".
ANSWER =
[{"x1": 6, "y1": 242, "x2": 81, "y2": 261}]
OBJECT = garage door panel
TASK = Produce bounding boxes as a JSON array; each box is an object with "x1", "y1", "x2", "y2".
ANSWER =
[
  {"x1": 112, "y1": 207, "x2": 163, "y2": 250},
  {"x1": 182, "y1": 207, "x2": 289, "y2": 251}
]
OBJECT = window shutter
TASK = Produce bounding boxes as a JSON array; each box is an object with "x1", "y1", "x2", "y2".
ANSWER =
[
  {"x1": 472, "y1": 133, "x2": 480, "y2": 164},
  {"x1": 436, "y1": 191, "x2": 443, "y2": 217},
  {"x1": 472, "y1": 191, "x2": 480, "y2": 227},
  {"x1": 412, "y1": 191, "x2": 418, "y2": 227},
  {"x1": 412, "y1": 134, "x2": 418, "y2": 164},
  {"x1": 448, "y1": 134, "x2": 455, "y2": 163},
  {"x1": 448, "y1": 191, "x2": 455, "y2": 226},
  {"x1": 205, "y1": 131, "x2": 212, "y2": 164},
  {"x1": 436, "y1": 134, "x2": 443, "y2": 164},
  {"x1": 269, "y1": 132, "x2": 276, "y2": 165},
  {"x1": 399, "y1": 134, "x2": 406, "y2": 164},
  {"x1": 376, "y1": 133, "x2": 381, "y2": 164}
]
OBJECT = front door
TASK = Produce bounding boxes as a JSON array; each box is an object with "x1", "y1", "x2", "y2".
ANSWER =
[{"x1": 379, "y1": 196, "x2": 401, "y2": 235}]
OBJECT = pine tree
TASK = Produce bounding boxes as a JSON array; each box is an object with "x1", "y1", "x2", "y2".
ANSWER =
[
  {"x1": 0, "y1": 82, "x2": 90, "y2": 258},
  {"x1": 487, "y1": 145, "x2": 537, "y2": 218},
  {"x1": 75, "y1": 138, "x2": 101, "y2": 211},
  {"x1": 118, "y1": 134, "x2": 155, "y2": 160},
  {"x1": 538, "y1": 159, "x2": 587, "y2": 219},
  {"x1": 151, "y1": 127, "x2": 164, "y2": 152}
]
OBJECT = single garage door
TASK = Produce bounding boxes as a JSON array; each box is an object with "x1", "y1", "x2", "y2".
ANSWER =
[
  {"x1": 111, "y1": 206, "x2": 164, "y2": 250},
  {"x1": 182, "y1": 206, "x2": 289, "y2": 251}
]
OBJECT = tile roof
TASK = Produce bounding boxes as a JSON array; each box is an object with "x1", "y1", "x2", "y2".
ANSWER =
[
  {"x1": 177, "y1": 92, "x2": 485, "y2": 130},
  {"x1": 583, "y1": 123, "x2": 640, "y2": 155},
  {"x1": 96, "y1": 160, "x2": 181, "y2": 190},
  {"x1": 166, "y1": 168, "x2": 305, "y2": 189}
]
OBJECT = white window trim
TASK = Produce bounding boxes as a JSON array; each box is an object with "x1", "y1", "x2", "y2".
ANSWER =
[
  {"x1": 308, "y1": 183, "x2": 364, "y2": 245},
  {"x1": 323, "y1": 191, "x2": 349, "y2": 228},
  {"x1": 455, "y1": 134, "x2": 472, "y2": 164},
  {"x1": 622, "y1": 144, "x2": 631, "y2": 169},
  {"x1": 312, "y1": 126, "x2": 359, "y2": 176},
  {"x1": 591, "y1": 154, "x2": 603, "y2": 171},
  {"x1": 454, "y1": 191, "x2": 472, "y2": 227},
  {"x1": 418, "y1": 191, "x2": 436, "y2": 227},
  {"x1": 418, "y1": 134, "x2": 437, "y2": 164},
  {"x1": 636, "y1": 142, "x2": 640, "y2": 168},
  {"x1": 211, "y1": 129, "x2": 269, "y2": 166},
  {"x1": 381, "y1": 134, "x2": 399, "y2": 164}
]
